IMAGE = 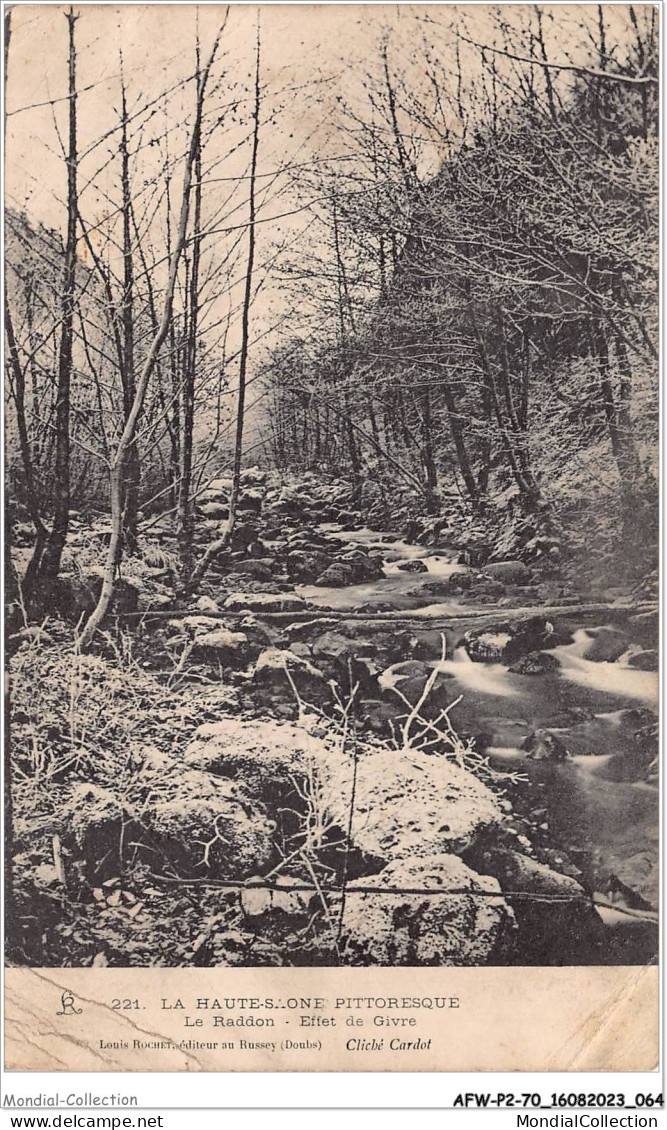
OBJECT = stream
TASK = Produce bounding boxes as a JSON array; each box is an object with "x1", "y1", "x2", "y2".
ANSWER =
[
  {"x1": 298, "y1": 526, "x2": 468, "y2": 611},
  {"x1": 298, "y1": 529, "x2": 659, "y2": 958}
]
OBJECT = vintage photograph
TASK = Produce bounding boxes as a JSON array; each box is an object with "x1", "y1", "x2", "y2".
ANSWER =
[{"x1": 4, "y1": 3, "x2": 658, "y2": 974}]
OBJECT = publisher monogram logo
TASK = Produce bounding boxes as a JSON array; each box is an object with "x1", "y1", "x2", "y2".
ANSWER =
[{"x1": 56, "y1": 989, "x2": 82, "y2": 1017}]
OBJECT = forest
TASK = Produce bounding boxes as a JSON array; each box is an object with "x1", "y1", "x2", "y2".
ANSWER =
[{"x1": 4, "y1": 4, "x2": 658, "y2": 970}]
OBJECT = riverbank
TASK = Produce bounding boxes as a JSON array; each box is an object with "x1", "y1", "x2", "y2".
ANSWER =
[{"x1": 7, "y1": 471, "x2": 658, "y2": 968}]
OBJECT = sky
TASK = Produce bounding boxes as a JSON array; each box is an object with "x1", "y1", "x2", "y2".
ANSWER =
[
  {"x1": 4, "y1": 2, "x2": 648, "y2": 435},
  {"x1": 5, "y1": 5, "x2": 425, "y2": 226},
  {"x1": 6, "y1": 3, "x2": 642, "y2": 231}
]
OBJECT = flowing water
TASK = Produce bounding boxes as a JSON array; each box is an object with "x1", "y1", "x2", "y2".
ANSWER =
[
  {"x1": 298, "y1": 528, "x2": 467, "y2": 610},
  {"x1": 553, "y1": 629, "x2": 658, "y2": 704},
  {"x1": 298, "y1": 532, "x2": 659, "y2": 956},
  {"x1": 430, "y1": 632, "x2": 658, "y2": 912},
  {"x1": 433, "y1": 633, "x2": 657, "y2": 963}
]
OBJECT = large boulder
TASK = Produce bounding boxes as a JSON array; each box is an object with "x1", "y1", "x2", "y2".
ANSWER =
[
  {"x1": 182, "y1": 719, "x2": 332, "y2": 837},
  {"x1": 314, "y1": 563, "x2": 355, "y2": 587},
  {"x1": 238, "y1": 489, "x2": 263, "y2": 513},
  {"x1": 340, "y1": 551, "x2": 384, "y2": 582},
  {"x1": 505, "y1": 616, "x2": 572, "y2": 659},
  {"x1": 409, "y1": 630, "x2": 451, "y2": 661},
  {"x1": 466, "y1": 846, "x2": 605, "y2": 964},
  {"x1": 312, "y1": 631, "x2": 375, "y2": 665},
  {"x1": 463, "y1": 616, "x2": 569, "y2": 664},
  {"x1": 418, "y1": 572, "x2": 476, "y2": 598},
  {"x1": 218, "y1": 574, "x2": 286, "y2": 596},
  {"x1": 252, "y1": 647, "x2": 331, "y2": 705},
  {"x1": 285, "y1": 549, "x2": 333, "y2": 583},
  {"x1": 582, "y1": 627, "x2": 630, "y2": 663},
  {"x1": 286, "y1": 529, "x2": 335, "y2": 550},
  {"x1": 318, "y1": 746, "x2": 503, "y2": 863},
  {"x1": 167, "y1": 615, "x2": 255, "y2": 665},
  {"x1": 226, "y1": 558, "x2": 274, "y2": 582},
  {"x1": 196, "y1": 595, "x2": 221, "y2": 614},
  {"x1": 341, "y1": 855, "x2": 510, "y2": 965},
  {"x1": 463, "y1": 629, "x2": 513, "y2": 663},
  {"x1": 311, "y1": 549, "x2": 384, "y2": 587},
  {"x1": 522, "y1": 728, "x2": 569, "y2": 762},
  {"x1": 241, "y1": 466, "x2": 267, "y2": 487},
  {"x1": 267, "y1": 487, "x2": 306, "y2": 517},
  {"x1": 456, "y1": 543, "x2": 491, "y2": 568},
  {"x1": 378, "y1": 659, "x2": 434, "y2": 696},
  {"x1": 466, "y1": 577, "x2": 507, "y2": 599},
  {"x1": 377, "y1": 660, "x2": 456, "y2": 724},
  {"x1": 198, "y1": 502, "x2": 229, "y2": 520},
  {"x1": 311, "y1": 628, "x2": 411, "y2": 693},
  {"x1": 182, "y1": 716, "x2": 502, "y2": 867},
  {"x1": 627, "y1": 649, "x2": 658, "y2": 672},
  {"x1": 473, "y1": 847, "x2": 585, "y2": 898},
  {"x1": 228, "y1": 521, "x2": 260, "y2": 550},
  {"x1": 484, "y1": 560, "x2": 532, "y2": 585},
  {"x1": 223, "y1": 592, "x2": 306, "y2": 614},
  {"x1": 397, "y1": 559, "x2": 428, "y2": 574},
  {"x1": 183, "y1": 718, "x2": 329, "y2": 787},
  {"x1": 207, "y1": 476, "x2": 234, "y2": 496},
  {"x1": 310, "y1": 631, "x2": 381, "y2": 695},
  {"x1": 611, "y1": 851, "x2": 658, "y2": 910},
  {"x1": 192, "y1": 629, "x2": 251, "y2": 661},
  {"x1": 508, "y1": 651, "x2": 561, "y2": 675},
  {"x1": 149, "y1": 769, "x2": 275, "y2": 878}
]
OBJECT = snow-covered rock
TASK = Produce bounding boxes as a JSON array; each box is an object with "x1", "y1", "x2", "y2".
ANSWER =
[
  {"x1": 223, "y1": 592, "x2": 306, "y2": 614},
  {"x1": 319, "y1": 746, "x2": 503, "y2": 861},
  {"x1": 342, "y1": 855, "x2": 510, "y2": 965}
]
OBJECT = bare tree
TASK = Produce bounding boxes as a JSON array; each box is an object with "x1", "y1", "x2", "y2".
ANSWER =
[
  {"x1": 187, "y1": 21, "x2": 262, "y2": 590},
  {"x1": 176, "y1": 37, "x2": 204, "y2": 584},
  {"x1": 24, "y1": 7, "x2": 79, "y2": 598},
  {"x1": 78, "y1": 23, "x2": 226, "y2": 647},
  {"x1": 119, "y1": 60, "x2": 140, "y2": 554}
]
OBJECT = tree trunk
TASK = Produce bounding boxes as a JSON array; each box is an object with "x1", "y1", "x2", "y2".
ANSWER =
[
  {"x1": 28, "y1": 8, "x2": 78, "y2": 594},
  {"x1": 343, "y1": 390, "x2": 363, "y2": 506},
  {"x1": 419, "y1": 383, "x2": 439, "y2": 513},
  {"x1": 590, "y1": 317, "x2": 643, "y2": 498},
  {"x1": 497, "y1": 318, "x2": 540, "y2": 497},
  {"x1": 119, "y1": 72, "x2": 139, "y2": 555},
  {"x1": 187, "y1": 24, "x2": 261, "y2": 591},
  {"x1": 177, "y1": 43, "x2": 204, "y2": 583},
  {"x1": 440, "y1": 377, "x2": 481, "y2": 508},
  {"x1": 165, "y1": 170, "x2": 181, "y2": 510},
  {"x1": 4, "y1": 297, "x2": 49, "y2": 586},
  {"x1": 78, "y1": 26, "x2": 224, "y2": 647},
  {"x1": 477, "y1": 333, "x2": 540, "y2": 508},
  {"x1": 613, "y1": 330, "x2": 642, "y2": 483}
]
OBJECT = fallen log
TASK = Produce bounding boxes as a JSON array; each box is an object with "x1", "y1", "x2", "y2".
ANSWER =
[{"x1": 116, "y1": 600, "x2": 657, "y2": 628}]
